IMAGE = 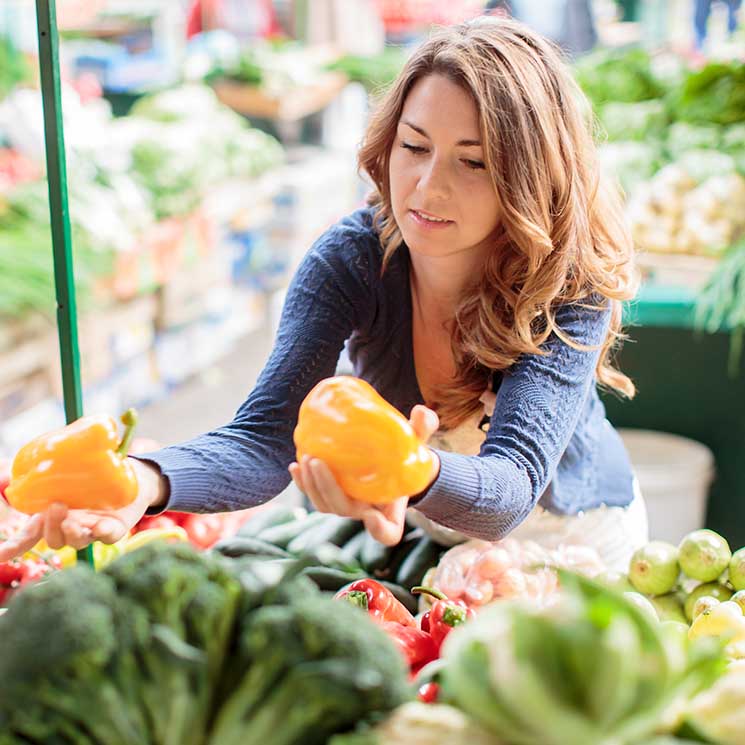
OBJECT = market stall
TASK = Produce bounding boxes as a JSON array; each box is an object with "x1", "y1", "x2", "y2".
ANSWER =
[{"x1": 3, "y1": 2, "x2": 745, "y2": 744}]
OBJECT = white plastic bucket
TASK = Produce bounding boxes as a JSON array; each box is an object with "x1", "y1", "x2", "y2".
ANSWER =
[{"x1": 618, "y1": 429, "x2": 715, "y2": 545}]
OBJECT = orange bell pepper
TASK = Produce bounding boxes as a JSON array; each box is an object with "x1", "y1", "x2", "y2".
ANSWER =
[
  {"x1": 293, "y1": 376, "x2": 437, "y2": 504},
  {"x1": 5, "y1": 409, "x2": 139, "y2": 515}
]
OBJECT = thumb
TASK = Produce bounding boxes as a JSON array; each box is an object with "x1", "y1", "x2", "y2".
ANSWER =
[{"x1": 409, "y1": 405, "x2": 439, "y2": 443}]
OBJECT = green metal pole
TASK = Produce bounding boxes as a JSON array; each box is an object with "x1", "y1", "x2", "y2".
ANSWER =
[{"x1": 35, "y1": 0, "x2": 93, "y2": 567}]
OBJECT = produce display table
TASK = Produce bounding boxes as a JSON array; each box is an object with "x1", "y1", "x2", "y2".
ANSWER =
[{"x1": 607, "y1": 273, "x2": 745, "y2": 546}]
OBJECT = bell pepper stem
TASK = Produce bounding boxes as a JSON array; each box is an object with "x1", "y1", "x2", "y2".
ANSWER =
[
  {"x1": 345, "y1": 590, "x2": 369, "y2": 610},
  {"x1": 116, "y1": 408, "x2": 138, "y2": 457},
  {"x1": 411, "y1": 585, "x2": 448, "y2": 601}
]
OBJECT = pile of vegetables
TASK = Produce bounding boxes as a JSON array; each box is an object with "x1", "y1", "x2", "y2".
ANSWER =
[
  {"x1": 598, "y1": 529, "x2": 745, "y2": 657},
  {"x1": 0, "y1": 82, "x2": 283, "y2": 321},
  {"x1": 626, "y1": 166, "x2": 745, "y2": 256},
  {"x1": 0, "y1": 541, "x2": 410, "y2": 744},
  {"x1": 574, "y1": 49, "x2": 745, "y2": 247},
  {"x1": 205, "y1": 40, "x2": 330, "y2": 95},
  {"x1": 334, "y1": 572, "x2": 729, "y2": 745}
]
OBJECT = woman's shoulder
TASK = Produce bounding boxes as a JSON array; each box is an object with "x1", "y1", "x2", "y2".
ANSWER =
[
  {"x1": 313, "y1": 206, "x2": 382, "y2": 259},
  {"x1": 307, "y1": 205, "x2": 407, "y2": 292}
]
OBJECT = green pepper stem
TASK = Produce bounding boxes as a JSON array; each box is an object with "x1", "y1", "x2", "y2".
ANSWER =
[
  {"x1": 116, "y1": 408, "x2": 139, "y2": 457},
  {"x1": 411, "y1": 585, "x2": 448, "y2": 601},
  {"x1": 345, "y1": 590, "x2": 369, "y2": 610}
]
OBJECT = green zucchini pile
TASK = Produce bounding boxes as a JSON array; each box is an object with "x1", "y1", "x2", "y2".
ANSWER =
[{"x1": 213, "y1": 504, "x2": 446, "y2": 612}]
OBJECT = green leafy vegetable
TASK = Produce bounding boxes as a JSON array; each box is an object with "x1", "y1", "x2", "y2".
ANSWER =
[
  {"x1": 0, "y1": 36, "x2": 30, "y2": 99},
  {"x1": 439, "y1": 571, "x2": 726, "y2": 745},
  {"x1": 574, "y1": 48, "x2": 665, "y2": 109},
  {"x1": 668, "y1": 61, "x2": 745, "y2": 126},
  {"x1": 695, "y1": 238, "x2": 745, "y2": 376}
]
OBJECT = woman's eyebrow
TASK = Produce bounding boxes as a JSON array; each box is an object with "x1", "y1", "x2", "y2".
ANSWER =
[{"x1": 400, "y1": 120, "x2": 481, "y2": 147}]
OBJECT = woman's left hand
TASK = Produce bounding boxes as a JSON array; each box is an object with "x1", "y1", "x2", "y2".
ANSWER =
[{"x1": 288, "y1": 404, "x2": 440, "y2": 546}]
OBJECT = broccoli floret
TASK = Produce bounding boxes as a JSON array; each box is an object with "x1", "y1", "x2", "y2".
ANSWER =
[
  {"x1": 103, "y1": 541, "x2": 242, "y2": 745},
  {"x1": 207, "y1": 591, "x2": 411, "y2": 745},
  {"x1": 0, "y1": 566, "x2": 151, "y2": 744}
]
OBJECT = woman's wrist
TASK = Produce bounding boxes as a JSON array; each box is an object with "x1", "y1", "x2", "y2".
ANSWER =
[{"x1": 130, "y1": 457, "x2": 168, "y2": 509}]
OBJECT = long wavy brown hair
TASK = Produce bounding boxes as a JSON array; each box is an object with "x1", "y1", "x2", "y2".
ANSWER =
[{"x1": 358, "y1": 17, "x2": 638, "y2": 429}]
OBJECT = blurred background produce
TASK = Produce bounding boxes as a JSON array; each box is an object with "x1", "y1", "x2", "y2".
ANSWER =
[{"x1": 2, "y1": 2, "x2": 745, "y2": 740}]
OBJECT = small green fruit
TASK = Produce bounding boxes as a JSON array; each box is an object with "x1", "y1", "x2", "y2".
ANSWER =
[
  {"x1": 595, "y1": 570, "x2": 633, "y2": 594},
  {"x1": 678, "y1": 529, "x2": 731, "y2": 583},
  {"x1": 691, "y1": 595, "x2": 721, "y2": 621},
  {"x1": 729, "y1": 547, "x2": 745, "y2": 591},
  {"x1": 651, "y1": 593, "x2": 687, "y2": 624},
  {"x1": 629, "y1": 541, "x2": 679, "y2": 596},
  {"x1": 623, "y1": 591, "x2": 659, "y2": 622},
  {"x1": 731, "y1": 590, "x2": 745, "y2": 614},
  {"x1": 684, "y1": 582, "x2": 733, "y2": 622}
]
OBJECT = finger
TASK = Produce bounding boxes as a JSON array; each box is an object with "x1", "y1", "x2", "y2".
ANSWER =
[
  {"x1": 410, "y1": 405, "x2": 439, "y2": 442},
  {"x1": 362, "y1": 497, "x2": 407, "y2": 546},
  {"x1": 309, "y1": 459, "x2": 366, "y2": 519},
  {"x1": 91, "y1": 517, "x2": 128, "y2": 544},
  {"x1": 44, "y1": 502, "x2": 69, "y2": 550},
  {"x1": 60, "y1": 517, "x2": 93, "y2": 551},
  {"x1": 362, "y1": 507, "x2": 405, "y2": 546},
  {"x1": 0, "y1": 514, "x2": 44, "y2": 562},
  {"x1": 288, "y1": 462, "x2": 305, "y2": 493},
  {"x1": 300, "y1": 456, "x2": 331, "y2": 513}
]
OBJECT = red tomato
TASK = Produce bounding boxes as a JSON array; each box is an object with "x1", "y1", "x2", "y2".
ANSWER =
[
  {"x1": 180, "y1": 514, "x2": 225, "y2": 549},
  {"x1": 0, "y1": 562, "x2": 22, "y2": 585}
]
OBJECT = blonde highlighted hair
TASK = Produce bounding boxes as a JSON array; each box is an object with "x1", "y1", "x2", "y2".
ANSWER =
[{"x1": 358, "y1": 17, "x2": 638, "y2": 429}]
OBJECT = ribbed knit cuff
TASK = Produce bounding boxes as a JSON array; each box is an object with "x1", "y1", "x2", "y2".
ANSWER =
[
  {"x1": 132, "y1": 449, "x2": 215, "y2": 515},
  {"x1": 411, "y1": 449, "x2": 481, "y2": 526}
]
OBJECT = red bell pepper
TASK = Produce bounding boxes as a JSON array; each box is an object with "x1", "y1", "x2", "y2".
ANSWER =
[
  {"x1": 334, "y1": 579, "x2": 416, "y2": 627},
  {"x1": 380, "y1": 621, "x2": 438, "y2": 672},
  {"x1": 0, "y1": 561, "x2": 23, "y2": 585},
  {"x1": 412, "y1": 586, "x2": 475, "y2": 650}
]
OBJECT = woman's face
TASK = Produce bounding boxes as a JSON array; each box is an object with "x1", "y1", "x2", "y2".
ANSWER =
[{"x1": 389, "y1": 74, "x2": 500, "y2": 262}]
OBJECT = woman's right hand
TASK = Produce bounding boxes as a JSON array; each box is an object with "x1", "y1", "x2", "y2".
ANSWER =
[{"x1": 0, "y1": 458, "x2": 167, "y2": 562}]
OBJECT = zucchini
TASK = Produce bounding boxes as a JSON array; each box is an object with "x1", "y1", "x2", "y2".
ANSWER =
[
  {"x1": 360, "y1": 532, "x2": 397, "y2": 575},
  {"x1": 212, "y1": 536, "x2": 291, "y2": 559},
  {"x1": 377, "y1": 528, "x2": 425, "y2": 580},
  {"x1": 394, "y1": 537, "x2": 442, "y2": 591},
  {"x1": 257, "y1": 510, "x2": 327, "y2": 548},
  {"x1": 301, "y1": 566, "x2": 367, "y2": 593},
  {"x1": 287, "y1": 515, "x2": 361, "y2": 556},
  {"x1": 237, "y1": 503, "x2": 306, "y2": 538},
  {"x1": 338, "y1": 530, "x2": 368, "y2": 565}
]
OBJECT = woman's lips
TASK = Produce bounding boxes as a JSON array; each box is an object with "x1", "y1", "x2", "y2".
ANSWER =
[{"x1": 409, "y1": 209, "x2": 454, "y2": 230}]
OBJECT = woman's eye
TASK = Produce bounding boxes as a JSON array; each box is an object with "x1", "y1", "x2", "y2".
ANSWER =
[
  {"x1": 401, "y1": 142, "x2": 427, "y2": 154},
  {"x1": 464, "y1": 159, "x2": 486, "y2": 170}
]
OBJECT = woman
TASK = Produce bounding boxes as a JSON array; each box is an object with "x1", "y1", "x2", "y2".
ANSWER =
[{"x1": 0, "y1": 18, "x2": 647, "y2": 570}]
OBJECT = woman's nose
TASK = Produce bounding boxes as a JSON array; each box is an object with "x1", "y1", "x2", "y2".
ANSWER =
[{"x1": 417, "y1": 156, "x2": 452, "y2": 201}]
